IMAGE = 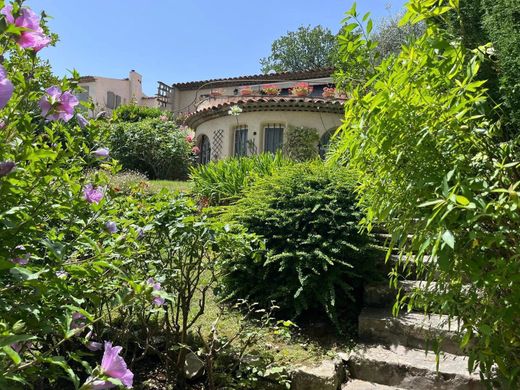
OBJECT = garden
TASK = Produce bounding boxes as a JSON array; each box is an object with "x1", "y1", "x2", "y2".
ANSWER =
[{"x1": 1, "y1": 0, "x2": 519, "y2": 389}]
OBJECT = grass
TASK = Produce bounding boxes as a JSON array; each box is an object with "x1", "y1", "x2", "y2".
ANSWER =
[
  {"x1": 148, "y1": 180, "x2": 194, "y2": 193},
  {"x1": 195, "y1": 287, "x2": 352, "y2": 367}
]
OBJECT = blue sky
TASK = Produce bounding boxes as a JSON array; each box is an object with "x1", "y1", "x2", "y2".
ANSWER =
[{"x1": 27, "y1": 0, "x2": 407, "y2": 96}]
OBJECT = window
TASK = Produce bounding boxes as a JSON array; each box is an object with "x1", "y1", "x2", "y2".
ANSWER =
[
  {"x1": 199, "y1": 135, "x2": 211, "y2": 165},
  {"x1": 107, "y1": 91, "x2": 122, "y2": 109},
  {"x1": 264, "y1": 124, "x2": 284, "y2": 153},
  {"x1": 234, "y1": 126, "x2": 248, "y2": 156},
  {"x1": 76, "y1": 86, "x2": 89, "y2": 102}
]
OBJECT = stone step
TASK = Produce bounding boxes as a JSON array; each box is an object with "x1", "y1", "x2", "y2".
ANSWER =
[
  {"x1": 375, "y1": 254, "x2": 437, "y2": 281},
  {"x1": 342, "y1": 344, "x2": 483, "y2": 390},
  {"x1": 342, "y1": 379, "x2": 403, "y2": 389},
  {"x1": 291, "y1": 359, "x2": 345, "y2": 390},
  {"x1": 358, "y1": 308, "x2": 463, "y2": 356},
  {"x1": 363, "y1": 280, "x2": 436, "y2": 309}
]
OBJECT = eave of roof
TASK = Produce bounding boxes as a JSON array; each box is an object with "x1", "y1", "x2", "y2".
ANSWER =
[
  {"x1": 172, "y1": 68, "x2": 335, "y2": 91},
  {"x1": 185, "y1": 95, "x2": 345, "y2": 128},
  {"x1": 78, "y1": 76, "x2": 96, "y2": 83}
]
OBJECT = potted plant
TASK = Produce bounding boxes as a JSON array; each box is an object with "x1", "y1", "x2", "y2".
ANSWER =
[
  {"x1": 261, "y1": 84, "x2": 281, "y2": 96},
  {"x1": 240, "y1": 86, "x2": 253, "y2": 96},
  {"x1": 210, "y1": 88, "x2": 223, "y2": 97},
  {"x1": 290, "y1": 82, "x2": 313, "y2": 97},
  {"x1": 322, "y1": 87, "x2": 336, "y2": 98}
]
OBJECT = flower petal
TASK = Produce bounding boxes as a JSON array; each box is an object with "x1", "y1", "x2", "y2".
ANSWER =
[
  {"x1": 0, "y1": 77, "x2": 14, "y2": 109},
  {"x1": 1, "y1": 5, "x2": 14, "y2": 24}
]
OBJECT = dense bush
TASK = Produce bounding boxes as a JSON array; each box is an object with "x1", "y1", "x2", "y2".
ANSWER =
[
  {"x1": 108, "y1": 117, "x2": 195, "y2": 180},
  {"x1": 190, "y1": 152, "x2": 290, "y2": 205},
  {"x1": 282, "y1": 126, "x2": 319, "y2": 162},
  {"x1": 332, "y1": 1, "x2": 519, "y2": 386},
  {"x1": 112, "y1": 104, "x2": 173, "y2": 123},
  {"x1": 220, "y1": 161, "x2": 380, "y2": 328}
]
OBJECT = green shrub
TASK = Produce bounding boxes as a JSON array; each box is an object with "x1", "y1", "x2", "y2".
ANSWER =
[
  {"x1": 108, "y1": 118, "x2": 194, "y2": 180},
  {"x1": 106, "y1": 193, "x2": 259, "y2": 387},
  {"x1": 112, "y1": 104, "x2": 173, "y2": 122},
  {"x1": 103, "y1": 169, "x2": 149, "y2": 193},
  {"x1": 332, "y1": 2, "x2": 520, "y2": 385},
  {"x1": 0, "y1": 2, "x2": 159, "y2": 385},
  {"x1": 190, "y1": 152, "x2": 290, "y2": 205},
  {"x1": 220, "y1": 161, "x2": 380, "y2": 329},
  {"x1": 283, "y1": 126, "x2": 320, "y2": 162}
]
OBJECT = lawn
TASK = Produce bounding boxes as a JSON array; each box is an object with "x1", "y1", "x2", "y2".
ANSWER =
[{"x1": 148, "y1": 180, "x2": 194, "y2": 193}]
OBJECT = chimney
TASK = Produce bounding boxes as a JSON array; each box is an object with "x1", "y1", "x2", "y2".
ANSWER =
[{"x1": 129, "y1": 70, "x2": 143, "y2": 102}]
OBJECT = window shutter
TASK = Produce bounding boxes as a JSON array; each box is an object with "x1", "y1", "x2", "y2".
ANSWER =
[{"x1": 107, "y1": 91, "x2": 115, "y2": 109}]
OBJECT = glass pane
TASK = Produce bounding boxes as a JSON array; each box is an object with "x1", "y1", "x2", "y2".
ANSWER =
[
  {"x1": 264, "y1": 127, "x2": 283, "y2": 153},
  {"x1": 200, "y1": 136, "x2": 211, "y2": 164},
  {"x1": 234, "y1": 127, "x2": 248, "y2": 156}
]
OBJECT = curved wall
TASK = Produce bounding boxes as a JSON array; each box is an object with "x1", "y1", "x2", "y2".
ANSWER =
[{"x1": 195, "y1": 110, "x2": 342, "y2": 160}]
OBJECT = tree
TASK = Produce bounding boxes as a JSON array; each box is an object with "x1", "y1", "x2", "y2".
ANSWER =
[
  {"x1": 437, "y1": 0, "x2": 520, "y2": 138},
  {"x1": 260, "y1": 25, "x2": 337, "y2": 73},
  {"x1": 334, "y1": 9, "x2": 425, "y2": 92},
  {"x1": 373, "y1": 12, "x2": 425, "y2": 58}
]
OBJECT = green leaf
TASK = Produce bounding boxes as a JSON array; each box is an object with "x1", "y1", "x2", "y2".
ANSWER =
[
  {"x1": 441, "y1": 230, "x2": 455, "y2": 249},
  {"x1": 455, "y1": 195, "x2": 470, "y2": 206},
  {"x1": 44, "y1": 356, "x2": 80, "y2": 389},
  {"x1": 418, "y1": 199, "x2": 444, "y2": 208},
  {"x1": 479, "y1": 324, "x2": 492, "y2": 336},
  {"x1": 2, "y1": 346, "x2": 21, "y2": 365},
  {"x1": 367, "y1": 19, "x2": 373, "y2": 35},
  {"x1": 0, "y1": 335, "x2": 35, "y2": 348},
  {"x1": 26, "y1": 149, "x2": 58, "y2": 161},
  {"x1": 461, "y1": 330, "x2": 472, "y2": 348}
]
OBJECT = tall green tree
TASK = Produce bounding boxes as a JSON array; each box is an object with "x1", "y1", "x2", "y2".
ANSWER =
[
  {"x1": 373, "y1": 12, "x2": 425, "y2": 58},
  {"x1": 260, "y1": 25, "x2": 337, "y2": 73},
  {"x1": 440, "y1": 0, "x2": 520, "y2": 137}
]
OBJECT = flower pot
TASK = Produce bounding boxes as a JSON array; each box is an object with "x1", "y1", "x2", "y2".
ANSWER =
[
  {"x1": 322, "y1": 87, "x2": 336, "y2": 98},
  {"x1": 261, "y1": 85, "x2": 281, "y2": 96}
]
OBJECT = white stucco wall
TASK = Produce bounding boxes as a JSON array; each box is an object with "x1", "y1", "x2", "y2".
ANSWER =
[
  {"x1": 195, "y1": 110, "x2": 342, "y2": 160},
  {"x1": 141, "y1": 97, "x2": 160, "y2": 108}
]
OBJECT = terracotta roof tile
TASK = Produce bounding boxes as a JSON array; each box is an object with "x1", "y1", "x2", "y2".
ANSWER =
[
  {"x1": 171, "y1": 68, "x2": 335, "y2": 90},
  {"x1": 185, "y1": 95, "x2": 345, "y2": 128}
]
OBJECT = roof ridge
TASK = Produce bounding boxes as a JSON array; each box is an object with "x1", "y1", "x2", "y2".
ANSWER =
[{"x1": 169, "y1": 68, "x2": 335, "y2": 90}]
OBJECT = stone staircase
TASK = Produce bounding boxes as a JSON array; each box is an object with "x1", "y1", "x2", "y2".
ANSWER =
[
  {"x1": 339, "y1": 277, "x2": 484, "y2": 389},
  {"x1": 290, "y1": 247, "x2": 486, "y2": 390}
]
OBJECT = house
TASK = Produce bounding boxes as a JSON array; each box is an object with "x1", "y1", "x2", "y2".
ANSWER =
[
  {"x1": 77, "y1": 70, "x2": 159, "y2": 115},
  {"x1": 157, "y1": 69, "x2": 345, "y2": 164}
]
